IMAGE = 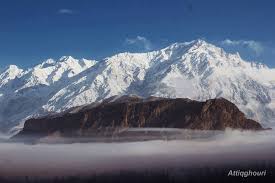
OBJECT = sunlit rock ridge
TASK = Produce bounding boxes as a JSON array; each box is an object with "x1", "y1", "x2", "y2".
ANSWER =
[{"x1": 0, "y1": 39, "x2": 275, "y2": 133}]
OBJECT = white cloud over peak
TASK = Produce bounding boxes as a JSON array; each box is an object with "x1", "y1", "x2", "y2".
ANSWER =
[
  {"x1": 221, "y1": 39, "x2": 264, "y2": 56},
  {"x1": 58, "y1": 9, "x2": 74, "y2": 15},
  {"x1": 125, "y1": 36, "x2": 153, "y2": 51}
]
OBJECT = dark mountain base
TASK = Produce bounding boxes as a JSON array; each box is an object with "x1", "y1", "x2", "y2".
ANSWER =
[{"x1": 13, "y1": 96, "x2": 264, "y2": 142}]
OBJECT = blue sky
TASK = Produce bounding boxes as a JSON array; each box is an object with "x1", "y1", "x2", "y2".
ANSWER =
[{"x1": 0, "y1": 0, "x2": 275, "y2": 68}]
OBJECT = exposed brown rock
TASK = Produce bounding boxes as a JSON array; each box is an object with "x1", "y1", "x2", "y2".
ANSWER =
[{"x1": 13, "y1": 96, "x2": 263, "y2": 139}]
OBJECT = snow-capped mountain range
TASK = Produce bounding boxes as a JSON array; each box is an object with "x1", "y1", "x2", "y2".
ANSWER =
[{"x1": 0, "y1": 39, "x2": 275, "y2": 134}]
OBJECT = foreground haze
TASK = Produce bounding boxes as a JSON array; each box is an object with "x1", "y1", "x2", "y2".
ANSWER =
[{"x1": 1, "y1": 129, "x2": 275, "y2": 178}]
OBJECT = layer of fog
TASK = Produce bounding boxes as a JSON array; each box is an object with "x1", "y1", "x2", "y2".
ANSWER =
[
  {"x1": 1, "y1": 129, "x2": 275, "y2": 178},
  {"x1": 0, "y1": 132, "x2": 10, "y2": 141}
]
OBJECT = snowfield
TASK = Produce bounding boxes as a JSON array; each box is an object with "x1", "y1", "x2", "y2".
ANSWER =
[{"x1": 0, "y1": 39, "x2": 275, "y2": 133}]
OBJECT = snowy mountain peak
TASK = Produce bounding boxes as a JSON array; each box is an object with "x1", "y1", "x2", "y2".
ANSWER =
[
  {"x1": 5, "y1": 64, "x2": 21, "y2": 70},
  {"x1": 39, "y1": 59, "x2": 56, "y2": 68},
  {"x1": 156, "y1": 39, "x2": 243, "y2": 72},
  {"x1": 2, "y1": 65, "x2": 23, "y2": 75},
  {"x1": 190, "y1": 39, "x2": 208, "y2": 46},
  {"x1": 44, "y1": 58, "x2": 55, "y2": 64},
  {"x1": 0, "y1": 39, "x2": 275, "y2": 133},
  {"x1": 35, "y1": 56, "x2": 80, "y2": 69},
  {"x1": 59, "y1": 56, "x2": 75, "y2": 62},
  {"x1": 0, "y1": 65, "x2": 23, "y2": 87}
]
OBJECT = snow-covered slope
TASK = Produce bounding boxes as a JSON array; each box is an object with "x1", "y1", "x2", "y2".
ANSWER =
[
  {"x1": 0, "y1": 40, "x2": 275, "y2": 133},
  {"x1": 0, "y1": 56, "x2": 97, "y2": 133},
  {"x1": 0, "y1": 65, "x2": 23, "y2": 88}
]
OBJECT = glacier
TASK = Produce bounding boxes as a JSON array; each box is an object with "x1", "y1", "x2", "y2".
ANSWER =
[{"x1": 0, "y1": 39, "x2": 274, "y2": 134}]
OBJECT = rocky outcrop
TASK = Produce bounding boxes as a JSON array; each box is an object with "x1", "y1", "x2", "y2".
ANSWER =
[{"x1": 13, "y1": 96, "x2": 263, "y2": 140}]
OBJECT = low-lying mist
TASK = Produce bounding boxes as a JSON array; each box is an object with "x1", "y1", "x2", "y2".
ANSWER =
[{"x1": 0, "y1": 129, "x2": 275, "y2": 178}]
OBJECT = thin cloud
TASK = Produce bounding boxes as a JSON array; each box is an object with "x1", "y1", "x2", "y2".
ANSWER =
[
  {"x1": 125, "y1": 36, "x2": 153, "y2": 51},
  {"x1": 0, "y1": 129, "x2": 275, "y2": 177},
  {"x1": 217, "y1": 39, "x2": 275, "y2": 67},
  {"x1": 221, "y1": 39, "x2": 264, "y2": 56},
  {"x1": 58, "y1": 9, "x2": 75, "y2": 15}
]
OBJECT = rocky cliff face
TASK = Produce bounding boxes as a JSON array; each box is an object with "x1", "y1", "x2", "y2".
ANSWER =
[{"x1": 13, "y1": 96, "x2": 263, "y2": 140}]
